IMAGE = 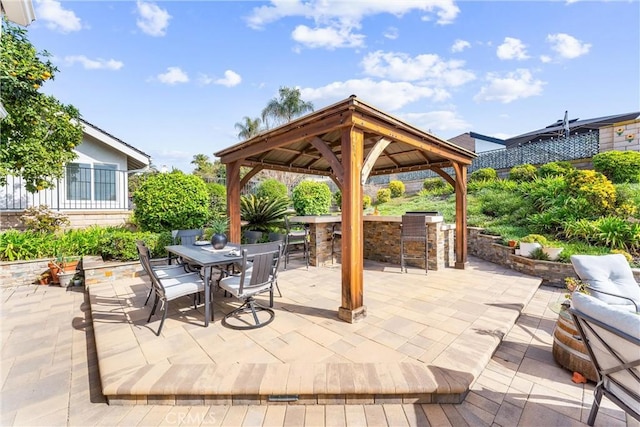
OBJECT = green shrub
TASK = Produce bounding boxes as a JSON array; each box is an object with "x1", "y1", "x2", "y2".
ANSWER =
[
  {"x1": 593, "y1": 150, "x2": 640, "y2": 183},
  {"x1": 133, "y1": 171, "x2": 210, "y2": 232},
  {"x1": 291, "y1": 181, "x2": 332, "y2": 215},
  {"x1": 19, "y1": 205, "x2": 70, "y2": 233},
  {"x1": 520, "y1": 234, "x2": 548, "y2": 244},
  {"x1": 255, "y1": 178, "x2": 288, "y2": 200},
  {"x1": 469, "y1": 168, "x2": 497, "y2": 182},
  {"x1": 422, "y1": 178, "x2": 454, "y2": 196},
  {"x1": 565, "y1": 170, "x2": 617, "y2": 218},
  {"x1": 363, "y1": 195, "x2": 372, "y2": 209},
  {"x1": 509, "y1": 164, "x2": 537, "y2": 183},
  {"x1": 240, "y1": 194, "x2": 289, "y2": 231},
  {"x1": 333, "y1": 190, "x2": 342, "y2": 209},
  {"x1": 377, "y1": 188, "x2": 391, "y2": 204},
  {"x1": 537, "y1": 161, "x2": 574, "y2": 178},
  {"x1": 206, "y1": 182, "x2": 227, "y2": 220},
  {"x1": 388, "y1": 180, "x2": 405, "y2": 198}
]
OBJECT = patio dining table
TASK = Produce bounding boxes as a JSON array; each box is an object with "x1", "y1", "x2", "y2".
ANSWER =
[{"x1": 165, "y1": 242, "x2": 241, "y2": 327}]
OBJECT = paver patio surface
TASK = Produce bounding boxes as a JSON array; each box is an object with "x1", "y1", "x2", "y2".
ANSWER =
[{"x1": 1, "y1": 256, "x2": 637, "y2": 426}]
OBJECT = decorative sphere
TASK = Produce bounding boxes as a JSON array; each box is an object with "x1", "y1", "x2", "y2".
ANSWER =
[{"x1": 211, "y1": 233, "x2": 227, "y2": 249}]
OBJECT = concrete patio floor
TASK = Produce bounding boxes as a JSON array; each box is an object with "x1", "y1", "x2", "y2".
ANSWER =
[{"x1": 1, "y1": 256, "x2": 638, "y2": 426}]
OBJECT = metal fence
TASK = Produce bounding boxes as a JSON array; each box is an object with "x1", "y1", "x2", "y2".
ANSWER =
[
  {"x1": 1, "y1": 166, "x2": 130, "y2": 211},
  {"x1": 366, "y1": 132, "x2": 600, "y2": 185}
]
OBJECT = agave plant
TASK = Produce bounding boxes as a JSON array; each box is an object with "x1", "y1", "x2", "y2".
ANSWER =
[{"x1": 240, "y1": 194, "x2": 289, "y2": 231}]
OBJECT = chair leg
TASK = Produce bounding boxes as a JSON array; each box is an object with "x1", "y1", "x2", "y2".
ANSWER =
[
  {"x1": 144, "y1": 287, "x2": 153, "y2": 306},
  {"x1": 156, "y1": 305, "x2": 168, "y2": 336},
  {"x1": 587, "y1": 385, "x2": 603, "y2": 426},
  {"x1": 274, "y1": 280, "x2": 282, "y2": 298},
  {"x1": 400, "y1": 240, "x2": 405, "y2": 273},
  {"x1": 148, "y1": 295, "x2": 159, "y2": 322}
]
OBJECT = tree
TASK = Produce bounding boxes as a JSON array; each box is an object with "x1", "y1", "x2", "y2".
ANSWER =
[
  {"x1": 0, "y1": 19, "x2": 83, "y2": 192},
  {"x1": 234, "y1": 116, "x2": 262, "y2": 140},
  {"x1": 261, "y1": 87, "x2": 314, "y2": 129}
]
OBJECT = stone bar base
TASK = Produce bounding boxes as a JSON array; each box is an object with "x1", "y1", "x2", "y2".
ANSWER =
[{"x1": 338, "y1": 305, "x2": 367, "y2": 323}]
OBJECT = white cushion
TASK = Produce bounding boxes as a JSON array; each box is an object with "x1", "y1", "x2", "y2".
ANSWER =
[
  {"x1": 219, "y1": 273, "x2": 272, "y2": 298},
  {"x1": 572, "y1": 293, "x2": 640, "y2": 338},
  {"x1": 160, "y1": 273, "x2": 205, "y2": 300},
  {"x1": 571, "y1": 254, "x2": 640, "y2": 310}
]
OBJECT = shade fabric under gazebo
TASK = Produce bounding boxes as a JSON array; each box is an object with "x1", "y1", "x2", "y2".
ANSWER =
[{"x1": 214, "y1": 95, "x2": 476, "y2": 323}]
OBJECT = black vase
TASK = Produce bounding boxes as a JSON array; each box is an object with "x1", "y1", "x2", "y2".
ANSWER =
[{"x1": 211, "y1": 233, "x2": 227, "y2": 249}]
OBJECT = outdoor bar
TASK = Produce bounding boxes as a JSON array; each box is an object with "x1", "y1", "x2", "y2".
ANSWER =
[{"x1": 289, "y1": 214, "x2": 457, "y2": 270}]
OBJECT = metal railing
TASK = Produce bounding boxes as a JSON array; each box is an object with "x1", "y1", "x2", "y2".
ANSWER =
[
  {"x1": 366, "y1": 132, "x2": 600, "y2": 185},
  {"x1": 1, "y1": 167, "x2": 130, "y2": 211}
]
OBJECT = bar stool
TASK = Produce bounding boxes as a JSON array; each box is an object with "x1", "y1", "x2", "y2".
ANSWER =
[
  {"x1": 284, "y1": 216, "x2": 309, "y2": 270},
  {"x1": 400, "y1": 214, "x2": 428, "y2": 273},
  {"x1": 331, "y1": 223, "x2": 342, "y2": 264}
]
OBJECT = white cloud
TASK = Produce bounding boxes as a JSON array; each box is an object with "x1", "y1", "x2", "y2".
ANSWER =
[
  {"x1": 292, "y1": 25, "x2": 365, "y2": 49},
  {"x1": 156, "y1": 67, "x2": 189, "y2": 85},
  {"x1": 474, "y1": 69, "x2": 545, "y2": 103},
  {"x1": 361, "y1": 51, "x2": 475, "y2": 87},
  {"x1": 451, "y1": 39, "x2": 470, "y2": 53},
  {"x1": 384, "y1": 27, "x2": 399, "y2": 40},
  {"x1": 35, "y1": 0, "x2": 82, "y2": 33},
  {"x1": 215, "y1": 70, "x2": 242, "y2": 87},
  {"x1": 136, "y1": 1, "x2": 171, "y2": 37},
  {"x1": 496, "y1": 37, "x2": 529, "y2": 60},
  {"x1": 546, "y1": 33, "x2": 591, "y2": 59},
  {"x1": 540, "y1": 55, "x2": 552, "y2": 63},
  {"x1": 246, "y1": 1, "x2": 459, "y2": 50},
  {"x1": 401, "y1": 111, "x2": 471, "y2": 133},
  {"x1": 64, "y1": 56, "x2": 123, "y2": 70},
  {"x1": 300, "y1": 78, "x2": 449, "y2": 111}
]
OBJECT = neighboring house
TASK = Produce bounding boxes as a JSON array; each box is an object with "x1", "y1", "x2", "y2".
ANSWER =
[
  {"x1": 448, "y1": 132, "x2": 505, "y2": 153},
  {"x1": 0, "y1": 119, "x2": 151, "y2": 230}
]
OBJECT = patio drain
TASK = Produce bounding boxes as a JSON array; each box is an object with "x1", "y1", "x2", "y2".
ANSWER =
[{"x1": 268, "y1": 394, "x2": 299, "y2": 403}]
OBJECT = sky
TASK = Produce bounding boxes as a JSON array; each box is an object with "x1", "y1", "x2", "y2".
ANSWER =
[{"x1": 21, "y1": 0, "x2": 640, "y2": 173}]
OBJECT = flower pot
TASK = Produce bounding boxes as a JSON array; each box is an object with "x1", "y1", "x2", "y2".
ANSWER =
[
  {"x1": 543, "y1": 247, "x2": 563, "y2": 261},
  {"x1": 508, "y1": 240, "x2": 517, "y2": 248},
  {"x1": 57, "y1": 272, "x2": 75, "y2": 288},
  {"x1": 519, "y1": 242, "x2": 542, "y2": 258},
  {"x1": 211, "y1": 233, "x2": 228, "y2": 250}
]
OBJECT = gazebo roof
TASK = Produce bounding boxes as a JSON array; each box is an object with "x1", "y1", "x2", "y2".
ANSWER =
[{"x1": 215, "y1": 95, "x2": 475, "y2": 178}]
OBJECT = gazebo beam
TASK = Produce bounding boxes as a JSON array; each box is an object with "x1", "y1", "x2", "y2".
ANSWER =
[
  {"x1": 452, "y1": 161, "x2": 468, "y2": 269},
  {"x1": 226, "y1": 161, "x2": 242, "y2": 244}
]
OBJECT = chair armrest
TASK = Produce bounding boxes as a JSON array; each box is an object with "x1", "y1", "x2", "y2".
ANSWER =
[{"x1": 588, "y1": 288, "x2": 639, "y2": 312}]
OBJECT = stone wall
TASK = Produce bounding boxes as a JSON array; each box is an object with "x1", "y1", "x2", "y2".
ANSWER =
[
  {"x1": 1, "y1": 210, "x2": 132, "y2": 231},
  {"x1": 599, "y1": 119, "x2": 640, "y2": 152},
  {"x1": 467, "y1": 227, "x2": 640, "y2": 286}
]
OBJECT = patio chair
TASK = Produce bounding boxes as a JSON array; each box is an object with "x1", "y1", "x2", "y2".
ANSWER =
[
  {"x1": 135, "y1": 240, "x2": 188, "y2": 306},
  {"x1": 571, "y1": 254, "x2": 640, "y2": 312},
  {"x1": 171, "y1": 229, "x2": 204, "y2": 272},
  {"x1": 570, "y1": 292, "x2": 640, "y2": 426},
  {"x1": 219, "y1": 245, "x2": 282, "y2": 330},
  {"x1": 400, "y1": 214, "x2": 428, "y2": 274},
  {"x1": 284, "y1": 216, "x2": 309, "y2": 270},
  {"x1": 242, "y1": 240, "x2": 284, "y2": 297},
  {"x1": 138, "y1": 242, "x2": 206, "y2": 336},
  {"x1": 243, "y1": 230, "x2": 263, "y2": 244}
]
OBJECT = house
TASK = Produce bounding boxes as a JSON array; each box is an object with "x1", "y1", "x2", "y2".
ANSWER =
[
  {"x1": 448, "y1": 132, "x2": 506, "y2": 153},
  {"x1": 0, "y1": 119, "x2": 151, "y2": 230}
]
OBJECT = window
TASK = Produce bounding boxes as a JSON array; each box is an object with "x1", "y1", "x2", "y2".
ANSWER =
[
  {"x1": 66, "y1": 163, "x2": 91, "y2": 200},
  {"x1": 94, "y1": 164, "x2": 117, "y2": 201}
]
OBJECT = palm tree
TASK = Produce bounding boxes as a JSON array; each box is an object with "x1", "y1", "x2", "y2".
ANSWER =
[
  {"x1": 261, "y1": 86, "x2": 314, "y2": 129},
  {"x1": 234, "y1": 116, "x2": 262, "y2": 140}
]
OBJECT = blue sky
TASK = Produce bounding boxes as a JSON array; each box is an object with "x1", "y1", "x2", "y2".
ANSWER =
[{"x1": 24, "y1": 0, "x2": 640, "y2": 173}]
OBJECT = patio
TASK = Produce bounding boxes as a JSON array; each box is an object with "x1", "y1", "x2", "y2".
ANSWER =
[{"x1": 1, "y1": 256, "x2": 636, "y2": 426}]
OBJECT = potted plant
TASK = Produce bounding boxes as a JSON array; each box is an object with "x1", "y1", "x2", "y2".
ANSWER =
[
  {"x1": 48, "y1": 255, "x2": 81, "y2": 284},
  {"x1": 209, "y1": 217, "x2": 229, "y2": 249},
  {"x1": 542, "y1": 244, "x2": 564, "y2": 261},
  {"x1": 519, "y1": 234, "x2": 548, "y2": 258},
  {"x1": 36, "y1": 271, "x2": 51, "y2": 285}
]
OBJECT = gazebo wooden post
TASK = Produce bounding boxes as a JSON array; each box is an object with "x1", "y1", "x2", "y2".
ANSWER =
[
  {"x1": 452, "y1": 162, "x2": 468, "y2": 269},
  {"x1": 226, "y1": 161, "x2": 242, "y2": 244},
  {"x1": 338, "y1": 126, "x2": 366, "y2": 323}
]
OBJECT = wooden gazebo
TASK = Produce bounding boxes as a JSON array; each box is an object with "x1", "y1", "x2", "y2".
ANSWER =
[{"x1": 214, "y1": 96, "x2": 476, "y2": 323}]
